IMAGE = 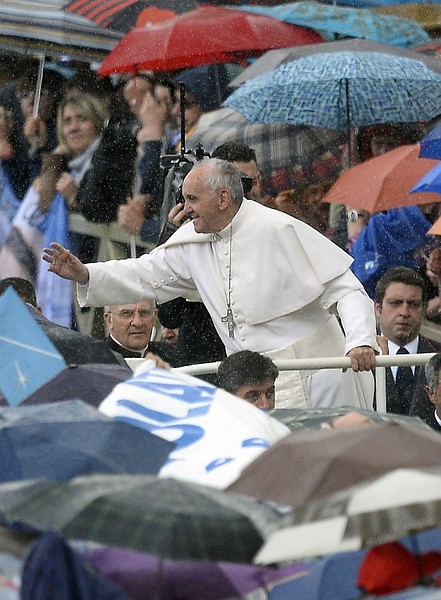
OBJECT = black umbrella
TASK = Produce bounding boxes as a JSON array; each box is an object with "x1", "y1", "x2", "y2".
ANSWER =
[
  {"x1": 0, "y1": 473, "x2": 285, "y2": 563},
  {"x1": 0, "y1": 363, "x2": 132, "y2": 408}
]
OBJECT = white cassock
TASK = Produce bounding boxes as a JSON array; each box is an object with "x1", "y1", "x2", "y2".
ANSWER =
[{"x1": 78, "y1": 199, "x2": 379, "y2": 409}]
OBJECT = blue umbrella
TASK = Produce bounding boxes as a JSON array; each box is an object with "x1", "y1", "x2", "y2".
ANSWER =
[
  {"x1": 224, "y1": 51, "x2": 441, "y2": 133},
  {"x1": 0, "y1": 399, "x2": 174, "y2": 482},
  {"x1": 410, "y1": 161, "x2": 441, "y2": 195},
  {"x1": 419, "y1": 122, "x2": 441, "y2": 160},
  {"x1": 229, "y1": 2, "x2": 430, "y2": 49}
]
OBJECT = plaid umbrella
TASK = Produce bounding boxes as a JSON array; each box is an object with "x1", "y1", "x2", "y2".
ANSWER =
[
  {"x1": 186, "y1": 107, "x2": 345, "y2": 190},
  {"x1": 0, "y1": 473, "x2": 286, "y2": 563},
  {"x1": 254, "y1": 466, "x2": 441, "y2": 565},
  {"x1": 225, "y1": 51, "x2": 441, "y2": 131},
  {"x1": 228, "y1": 2, "x2": 430, "y2": 48},
  {"x1": 0, "y1": 0, "x2": 122, "y2": 62},
  {"x1": 229, "y1": 38, "x2": 441, "y2": 88}
]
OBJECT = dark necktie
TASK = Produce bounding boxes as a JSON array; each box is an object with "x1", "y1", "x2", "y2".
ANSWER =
[{"x1": 395, "y1": 347, "x2": 414, "y2": 414}]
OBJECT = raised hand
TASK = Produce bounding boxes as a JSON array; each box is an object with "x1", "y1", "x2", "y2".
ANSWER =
[{"x1": 42, "y1": 242, "x2": 89, "y2": 284}]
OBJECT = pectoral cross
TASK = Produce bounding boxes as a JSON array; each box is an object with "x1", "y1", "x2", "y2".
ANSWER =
[{"x1": 221, "y1": 307, "x2": 235, "y2": 338}]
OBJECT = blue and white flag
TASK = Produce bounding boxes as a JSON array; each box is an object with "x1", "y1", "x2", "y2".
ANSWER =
[
  {"x1": 100, "y1": 361, "x2": 290, "y2": 489},
  {"x1": 0, "y1": 288, "x2": 66, "y2": 406}
]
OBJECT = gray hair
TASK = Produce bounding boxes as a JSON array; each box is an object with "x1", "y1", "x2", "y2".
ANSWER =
[
  {"x1": 194, "y1": 158, "x2": 244, "y2": 204},
  {"x1": 425, "y1": 353, "x2": 441, "y2": 394}
]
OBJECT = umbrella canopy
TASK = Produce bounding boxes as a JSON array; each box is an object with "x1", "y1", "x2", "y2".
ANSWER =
[
  {"x1": 228, "y1": 421, "x2": 441, "y2": 509},
  {"x1": 271, "y1": 407, "x2": 433, "y2": 431},
  {"x1": 323, "y1": 144, "x2": 438, "y2": 213},
  {"x1": 98, "y1": 4, "x2": 324, "y2": 75},
  {"x1": 0, "y1": 363, "x2": 133, "y2": 408},
  {"x1": 0, "y1": 400, "x2": 173, "y2": 482},
  {"x1": 0, "y1": 0, "x2": 122, "y2": 62},
  {"x1": 229, "y1": 2, "x2": 430, "y2": 48},
  {"x1": 419, "y1": 122, "x2": 441, "y2": 159},
  {"x1": 224, "y1": 52, "x2": 441, "y2": 131},
  {"x1": 254, "y1": 466, "x2": 441, "y2": 565},
  {"x1": 64, "y1": 0, "x2": 187, "y2": 32},
  {"x1": 229, "y1": 38, "x2": 441, "y2": 87},
  {"x1": 0, "y1": 473, "x2": 286, "y2": 563},
  {"x1": 87, "y1": 546, "x2": 308, "y2": 600},
  {"x1": 410, "y1": 161, "x2": 441, "y2": 196},
  {"x1": 373, "y1": 3, "x2": 441, "y2": 34},
  {"x1": 186, "y1": 106, "x2": 345, "y2": 187}
]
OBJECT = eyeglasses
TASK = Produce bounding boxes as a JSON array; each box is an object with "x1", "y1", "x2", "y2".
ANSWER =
[{"x1": 110, "y1": 309, "x2": 153, "y2": 320}]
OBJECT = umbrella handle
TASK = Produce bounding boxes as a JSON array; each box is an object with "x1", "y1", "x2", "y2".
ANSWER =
[{"x1": 29, "y1": 52, "x2": 46, "y2": 158}]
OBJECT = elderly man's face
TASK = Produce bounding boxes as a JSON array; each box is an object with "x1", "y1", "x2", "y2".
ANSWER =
[
  {"x1": 182, "y1": 165, "x2": 226, "y2": 233},
  {"x1": 104, "y1": 301, "x2": 157, "y2": 351}
]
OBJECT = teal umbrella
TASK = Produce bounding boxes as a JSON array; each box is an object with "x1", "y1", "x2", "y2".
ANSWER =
[{"x1": 228, "y1": 1, "x2": 430, "y2": 49}]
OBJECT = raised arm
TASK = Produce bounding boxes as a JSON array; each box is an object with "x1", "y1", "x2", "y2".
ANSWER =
[{"x1": 42, "y1": 242, "x2": 89, "y2": 285}]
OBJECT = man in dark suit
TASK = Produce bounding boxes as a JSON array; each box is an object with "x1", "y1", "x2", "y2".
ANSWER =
[
  {"x1": 413, "y1": 353, "x2": 441, "y2": 431},
  {"x1": 104, "y1": 299, "x2": 175, "y2": 365},
  {"x1": 374, "y1": 267, "x2": 440, "y2": 415}
]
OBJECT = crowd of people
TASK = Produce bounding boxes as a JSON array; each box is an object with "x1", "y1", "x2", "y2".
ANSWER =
[{"x1": 1, "y1": 55, "x2": 441, "y2": 431}]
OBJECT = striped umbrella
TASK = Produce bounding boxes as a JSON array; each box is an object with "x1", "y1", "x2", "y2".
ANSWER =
[{"x1": 0, "y1": 0, "x2": 122, "y2": 63}]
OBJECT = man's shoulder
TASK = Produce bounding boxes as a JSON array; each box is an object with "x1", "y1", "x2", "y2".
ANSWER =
[{"x1": 418, "y1": 336, "x2": 441, "y2": 354}]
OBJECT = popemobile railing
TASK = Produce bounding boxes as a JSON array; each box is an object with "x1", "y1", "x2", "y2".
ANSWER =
[{"x1": 125, "y1": 353, "x2": 437, "y2": 414}]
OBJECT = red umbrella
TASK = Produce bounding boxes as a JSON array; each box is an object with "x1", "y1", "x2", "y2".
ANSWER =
[
  {"x1": 323, "y1": 144, "x2": 439, "y2": 214},
  {"x1": 98, "y1": 4, "x2": 324, "y2": 75}
]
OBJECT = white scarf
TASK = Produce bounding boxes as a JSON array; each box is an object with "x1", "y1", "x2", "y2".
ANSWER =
[{"x1": 67, "y1": 136, "x2": 101, "y2": 185}]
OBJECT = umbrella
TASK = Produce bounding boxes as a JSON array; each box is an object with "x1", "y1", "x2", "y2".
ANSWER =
[
  {"x1": 98, "y1": 5, "x2": 324, "y2": 76},
  {"x1": 323, "y1": 144, "x2": 439, "y2": 213},
  {"x1": 87, "y1": 546, "x2": 308, "y2": 600},
  {"x1": 0, "y1": 363, "x2": 133, "y2": 408},
  {"x1": 410, "y1": 161, "x2": 441, "y2": 196},
  {"x1": 64, "y1": 0, "x2": 187, "y2": 32},
  {"x1": 227, "y1": 421, "x2": 441, "y2": 509},
  {"x1": 0, "y1": 0, "x2": 122, "y2": 63},
  {"x1": 229, "y1": 38, "x2": 441, "y2": 87},
  {"x1": 224, "y1": 52, "x2": 441, "y2": 133},
  {"x1": 419, "y1": 122, "x2": 441, "y2": 159},
  {"x1": 186, "y1": 106, "x2": 345, "y2": 188},
  {"x1": 228, "y1": 2, "x2": 430, "y2": 48},
  {"x1": 0, "y1": 473, "x2": 286, "y2": 563},
  {"x1": 373, "y1": 3, "x2": 441, "y2": 35},
  {"x1": 0, "y1": 400, "x2": 174, "y2": 482},
  {"x1": 254, "y1": 466, "x2": 441, "y2": 565},
  {"x1": 270, "y1": 407, "x2": 433, "y2": 431}
]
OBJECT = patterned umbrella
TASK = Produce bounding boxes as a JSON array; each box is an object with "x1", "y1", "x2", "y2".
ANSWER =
[
  {"x1": 186, "y1": 107, "x2": 345, "y2": 191},
  {"x1": 224, "y1": 52, "x2": 441, "y2": 131},
  {"x1": 0, "y1": 0, "x2": 122, "y2": 62},
  {"x1": 0, "y1": 473, "x2": 286, "y2": 563},
  {"x1": 229, "y1": 38, "x2": 441, "y2": 88},
  {"x1": 228, "y1": 2, "x2": 430, "y2": 48}
]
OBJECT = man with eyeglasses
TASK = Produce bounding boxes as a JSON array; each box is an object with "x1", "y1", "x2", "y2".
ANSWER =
[{"x1": 103, "y1": 299, "x2": 175, "y2": 364}]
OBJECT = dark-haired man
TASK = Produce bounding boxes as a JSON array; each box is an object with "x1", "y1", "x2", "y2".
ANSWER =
[
  {"x1": 374, "y1": 266, "x2": 440, "y2": 414},
  {"x1": 218, "y1": 350, "x2": 278, "y2": 410}
]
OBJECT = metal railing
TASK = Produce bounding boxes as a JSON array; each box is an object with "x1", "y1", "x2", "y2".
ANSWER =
[{"x1": 126, "y1": 353, "x2": 436, "y2": 414}]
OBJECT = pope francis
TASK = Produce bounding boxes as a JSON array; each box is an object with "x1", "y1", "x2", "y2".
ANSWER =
[{"x1": 43, "y1": 158, "x2": 380, "y2": 409}]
